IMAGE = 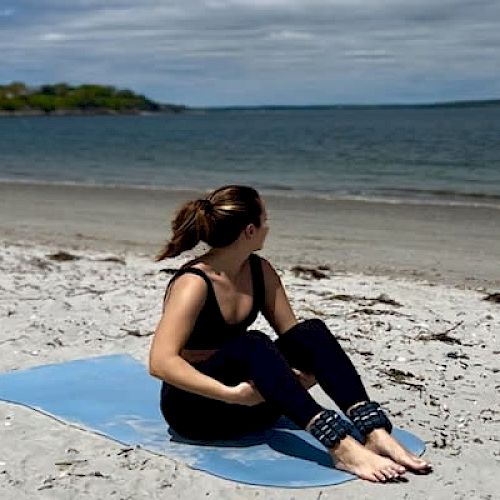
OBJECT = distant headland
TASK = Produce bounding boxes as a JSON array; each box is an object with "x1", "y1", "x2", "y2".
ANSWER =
[
  {"x1": 1, "y1": 82, "x2": 499, "y2": 116},
  {"x1": 0, "y1": 82, "x2": 186, "y2": 116}
]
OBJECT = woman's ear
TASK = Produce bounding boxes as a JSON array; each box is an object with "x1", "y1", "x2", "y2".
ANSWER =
[{"x1": 244, "y1": 224, "x2": 255, "y2": 239}]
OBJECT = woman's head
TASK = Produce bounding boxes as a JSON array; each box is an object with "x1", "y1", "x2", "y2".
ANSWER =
[{"x1": 156, "y1": 185, "x2": 267, "y2": 260}]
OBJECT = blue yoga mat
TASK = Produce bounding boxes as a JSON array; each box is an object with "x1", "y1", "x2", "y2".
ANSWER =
[{"x1": 0, "y1": 354, "x2": 426, "y2": 487}]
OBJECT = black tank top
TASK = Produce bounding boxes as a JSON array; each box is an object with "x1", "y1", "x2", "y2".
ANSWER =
[{"x1": 163, "y1": 253, "x2": 265, "y2": 349}]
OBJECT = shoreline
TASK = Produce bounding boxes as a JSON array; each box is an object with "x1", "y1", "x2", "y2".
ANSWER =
[
  {"x1": 1, "y1": 181, "x2": 499, "y2": 290},
  {"x1": 0, "y1": 109, "x2": 184, "y2": 117},
  {"x1": 1, "y1": 178, "x2": 500, "y2": 210},
  {"x1": 0, "y1": 183, "x2": 500, "y2": 289}
]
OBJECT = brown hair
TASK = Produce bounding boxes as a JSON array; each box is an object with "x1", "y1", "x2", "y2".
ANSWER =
[{"x1": 156, "y1": 185, "x2": 262, "y2": 260}]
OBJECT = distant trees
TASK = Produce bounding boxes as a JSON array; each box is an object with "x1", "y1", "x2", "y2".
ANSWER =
[{"x1": 0, "y1": 82, "x2": 185, "y2": 114}]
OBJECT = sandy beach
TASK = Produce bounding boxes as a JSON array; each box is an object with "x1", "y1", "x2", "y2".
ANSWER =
[
  {"x1": 1, "y1": 181, "x2": 499, "y2": 499},
  {"x1": 1, "y1": 181, "x2": 499, "y2": 288}
]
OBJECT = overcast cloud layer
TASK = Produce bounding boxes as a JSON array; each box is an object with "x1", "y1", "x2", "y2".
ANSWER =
[{"x1": 2, "y1": 0, "x2": 500, "y2": 105}]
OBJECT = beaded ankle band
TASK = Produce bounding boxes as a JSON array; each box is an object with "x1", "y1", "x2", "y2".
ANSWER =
[
  {"x1": 308, "y1": 409, "x2": 355, "y2": 449},
  {"x1": 348, "y1": 401, "x2": 393, "y2": 436}
]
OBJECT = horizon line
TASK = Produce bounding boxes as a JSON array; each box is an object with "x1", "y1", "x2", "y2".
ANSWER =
[{"x1": 190, "y1": 97, "x2": 500, "y2": 110}]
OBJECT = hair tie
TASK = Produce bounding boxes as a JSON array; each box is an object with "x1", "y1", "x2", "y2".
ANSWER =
[{"x1": 196, "y1": 199, "x2": 213, "y2": 214}]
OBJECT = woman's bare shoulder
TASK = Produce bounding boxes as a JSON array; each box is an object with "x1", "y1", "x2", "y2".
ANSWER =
[
  {"x1": 180, "y1": 255, "x2": 214, "y2": 274},
  {"x1": 170, "y1": 270, "x2": 208, "y2": 288},
  {"x1": 257, "y1": 256, "x2": 283, "y2": 288},
  {"x1": 164, "y1": 270, "x2": 209, "y2": 310},
  {"x1": 258, "y1": 256, "x2": 278, "y2": 274}
]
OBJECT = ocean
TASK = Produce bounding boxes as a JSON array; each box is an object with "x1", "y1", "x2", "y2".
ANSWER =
[{"x1": 1, "y1": 106, "x2": 499, "y2": 208}]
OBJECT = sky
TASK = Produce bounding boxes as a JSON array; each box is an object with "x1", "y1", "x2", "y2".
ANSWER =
[{"x1": 2, "y1": 0, "x2": 500, "y2": 106}]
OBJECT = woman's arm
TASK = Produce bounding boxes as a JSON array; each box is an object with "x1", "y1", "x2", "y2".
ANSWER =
[
  {"x1": 261, "y1": 258, "x2": 298, "y2": 335},
  {"x1": 149, "y1": 274, "x2": 245, "y2": 404},
  {"x1": 261, "y1": 258, "x2": 316, "y2": 388}
]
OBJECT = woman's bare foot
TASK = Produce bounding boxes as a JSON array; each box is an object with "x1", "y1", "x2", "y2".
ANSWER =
[
  {"x1": 330, "y1": 435, "x2": 406, "y2": 483},
  {"x1": 365, "y1": 429, "x2": 432, "y2": 473}
]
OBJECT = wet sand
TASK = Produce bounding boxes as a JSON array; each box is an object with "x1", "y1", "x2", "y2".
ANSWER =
[{"x1": 0, "y1": 181, "x2": 499, "y2": 289}]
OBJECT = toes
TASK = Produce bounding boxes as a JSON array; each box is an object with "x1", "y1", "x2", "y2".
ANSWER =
[
  {"x1": 392, "y1": 467, "x2": 405, "y2": 478},
  {"x1": 409, "y1": 456, "x2": 432, "y2": 470},
  {"x1": 381, "y1": 468, "x2": 398, "y2": 481},
  {"x1": 373, "y1": 470, "x2": 386, "y2": 482},
  {"x1": 417, "y1": 458, "x2": 432, "y2": 468},
  {"x1": 402, "y1": 456, "x2": 433, "y2": 474},
  {"x1": 383, "y1": 459, "x2": 406, "y2": 479},
  {"x1": 386, "y1": 460, "x2": 406, "y2": 475},
  {"x1": 415, "y1": 461, "x2": 433, "y2": 473}
]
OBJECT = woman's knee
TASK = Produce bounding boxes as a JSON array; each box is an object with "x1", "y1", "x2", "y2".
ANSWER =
[
  {"x1": 283, "y1": 319, "x2": 334, "y2": 343},
  {"x1": 236, "y1": 330, "x2": 289, "y2": 365},
  {"x1": 244, "y1": 329, "x2": 277, "y2": 352},
  {"x1": 222, "y1": 330, "x2": 277, "y2": 359}
]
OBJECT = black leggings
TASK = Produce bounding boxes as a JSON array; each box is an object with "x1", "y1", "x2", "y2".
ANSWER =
[{"x1": 161, "y1": 319, "x2": 369, "y2": 440}]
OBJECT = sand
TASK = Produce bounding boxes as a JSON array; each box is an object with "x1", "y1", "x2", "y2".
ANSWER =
[
  {"x1": 1, "y1": 181, "x2": 499, "y2": 289},
  {"x1": 1, "y1": 182, "x2": 499, "y2": 499}
]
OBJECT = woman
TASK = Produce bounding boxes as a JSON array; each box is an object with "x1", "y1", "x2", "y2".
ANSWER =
[{"x1": 149, "y1": 185, "x2": 431, "y2": 482}]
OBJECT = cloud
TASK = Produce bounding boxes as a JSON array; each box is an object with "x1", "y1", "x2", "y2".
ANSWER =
[
  {"x1": 0, "y1": 8, "x2": 15, "y2": 17},
  {"x1": 39, "y1": 32, "x2": 68, "y2": 42},
  {"x1": 1, "y1": 0, "x2": 500, "y2": 105}
]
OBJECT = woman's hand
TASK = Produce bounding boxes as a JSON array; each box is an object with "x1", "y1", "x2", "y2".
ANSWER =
[{"x1": 228, "y1": 381, "x2": 265, "y2": 406}]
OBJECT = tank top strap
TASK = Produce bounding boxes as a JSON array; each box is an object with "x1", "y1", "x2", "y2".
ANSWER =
[
  {"x1": 162, "y1": 267, "x2": 212, "y2": 304},
  {"x1": 249, "y1": 253, "x2": 265, "y2": 311}
]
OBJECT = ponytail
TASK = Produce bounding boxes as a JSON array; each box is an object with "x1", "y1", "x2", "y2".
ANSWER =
[{"x1": 155, "y1": 199, "x2": 214, "y2": 261}]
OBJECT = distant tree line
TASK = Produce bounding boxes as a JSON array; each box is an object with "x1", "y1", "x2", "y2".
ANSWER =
[{"x1": 0, "y1": 82, "x2": 186, "y2": 114}]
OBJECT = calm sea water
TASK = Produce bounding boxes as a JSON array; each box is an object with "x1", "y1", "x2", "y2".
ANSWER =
[{"x1": 1, "y1": 107, "x2": 500, "y2": 207}]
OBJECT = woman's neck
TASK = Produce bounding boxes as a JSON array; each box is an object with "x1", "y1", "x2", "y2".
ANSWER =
[{"x1": 204, "y1": 246, "x2": 251, "y2": 281}]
